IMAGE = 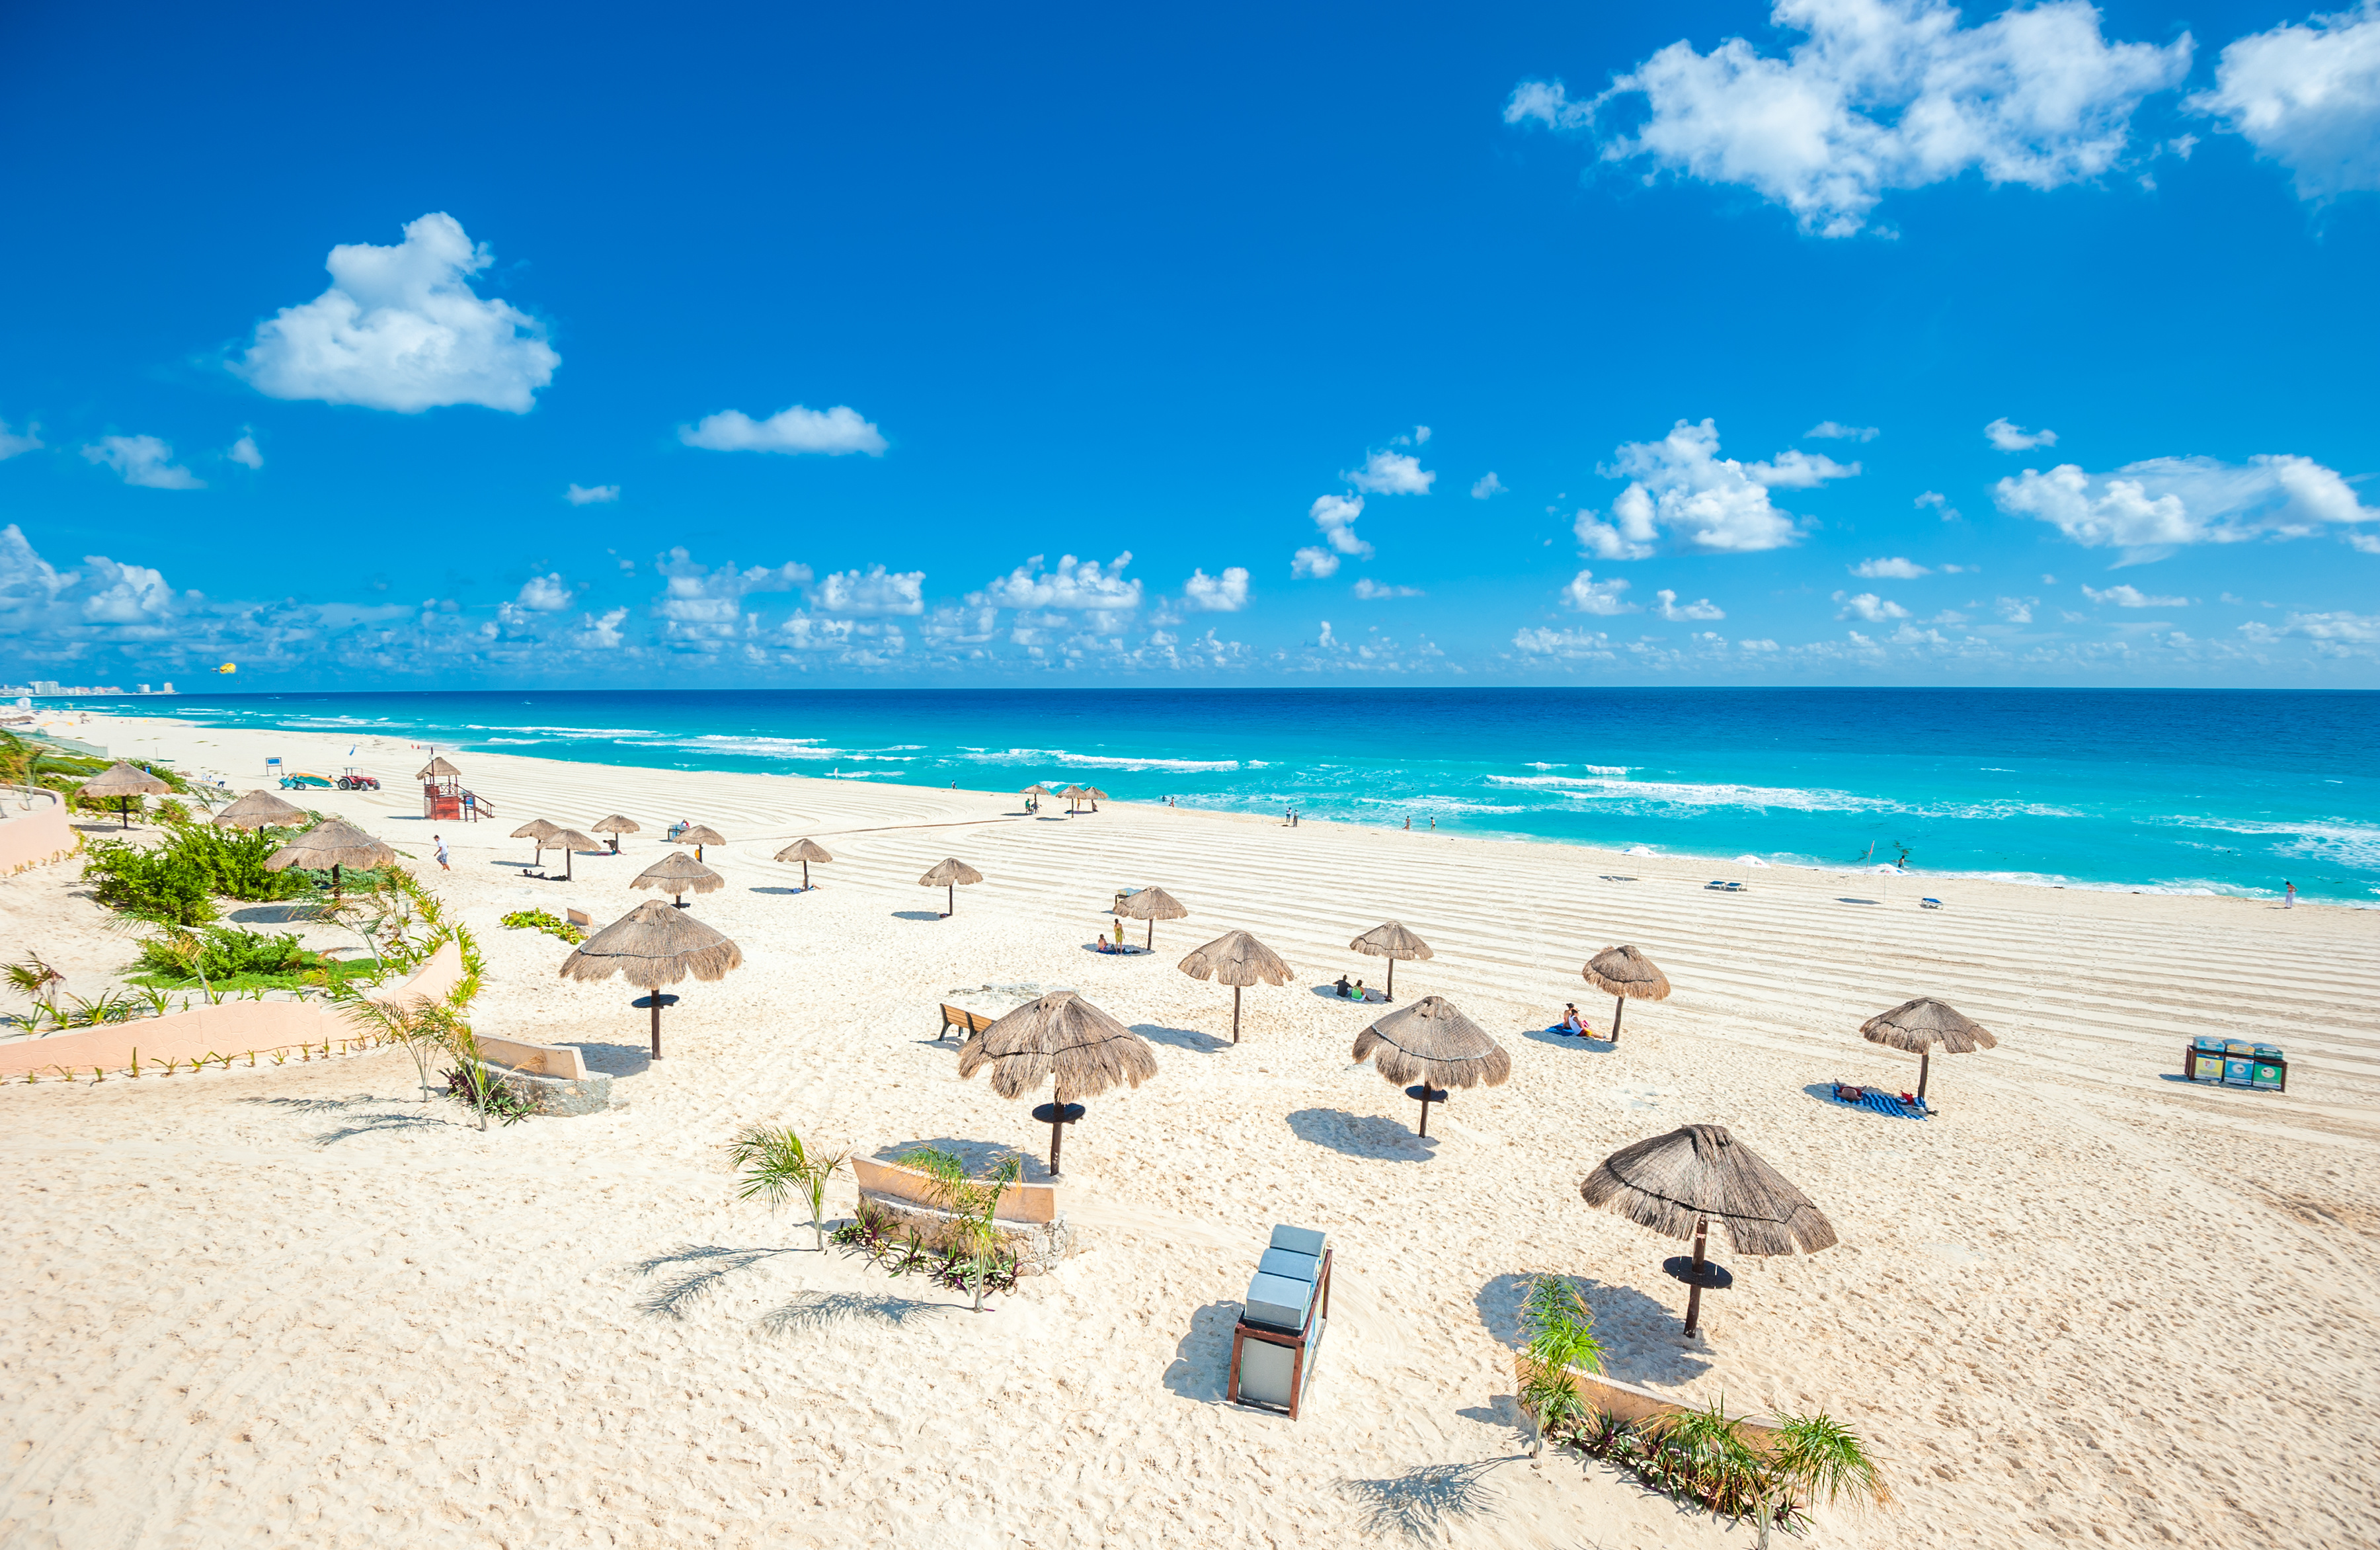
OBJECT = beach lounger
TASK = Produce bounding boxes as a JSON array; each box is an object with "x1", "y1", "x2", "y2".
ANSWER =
[
  {"x1": 1704, "y1": 880, "x2": 1747, "y2": 892},
  {"x1": 937, "y1": 1003, "x2": 996, "y2": 1043},
  {"x1": 1920, "y1": 897, "x2": 1944, "y2": 909},
  {"x1": 1829, "y1": 1081, "x2": 1929, "y2": 1120}
]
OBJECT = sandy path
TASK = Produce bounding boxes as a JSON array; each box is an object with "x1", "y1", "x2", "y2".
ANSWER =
[{"x1": 3, "y1": 712, "x2": 2377, "y2": 1549}]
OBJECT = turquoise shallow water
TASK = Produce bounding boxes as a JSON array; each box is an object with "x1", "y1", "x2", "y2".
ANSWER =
[{"x1": 70, "y1": 686, "x2": 2380, "y2": 903}]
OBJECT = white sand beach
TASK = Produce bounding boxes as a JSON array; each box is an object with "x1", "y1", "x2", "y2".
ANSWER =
[{"x1": 5, "y1": 710, "x2": 2379, "y2": 1549}]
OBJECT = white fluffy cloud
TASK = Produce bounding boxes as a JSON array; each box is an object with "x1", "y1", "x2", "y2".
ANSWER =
[
  {"x1": 1183, "y1": 567, "x2": 1251, "y2": 612},
  {"x1": 0, "y1": 420, "x2": 42, "y2": 460},
  {"x1": 2190, "y1": 3, "x2": 2380, "y2": 200},
  {"x1": 654, "y1": 549, "x2": 813, "y2": 635},
  {"x1": 978, "y1": 553, "x2": 1142, "y2": 614},
  {"x1": 79, "y1": 557, "x2": 176, "y2": 624},
  {"x1": 1308, "y1": 493, "x2": 1372, "y2": 558},
  {"x1": 1987, "y1": 417, "x2": 2058, "y2": 450},
  {"x1": 1577, "y1": 419, "x2": 1851, "y2": 558},
  {"x1": 1834, "y1": 590, "x2": 1911, "y2": 622},
  {"x1": 1996, "y1": 595, "x2": 2038, "y2": 623},
  {"x1": 1806, "y1": 421, "x2": 1879, "y2": 441},
  {"x1": 811, "y1": 565, "x2": 926, "y2": 616},
  {"x1": 81, "y1": 435, "x2": 202, "y2": 490},
  {"x1": 1994, "y1": 452, "x2": 2380, "y2": 558},
  {"x1": 2083, "y1": 583, "x2": 2190, "y2": 608},
  {"x1": 227, "y1": 434, "x2": 264, "y2": 470},
  {"x1": 565, "y1": 483, "x2": 619, "y2": 505},
  {"x1": 1507, "y1": 1, "x2": 2192, "y2": 236},
  {"x1": 1512, "y1": 625, "x2": 1615, "y2": 659},
  {"x1": 1915, "y1": 489, "x2": 1962, "y2": 520},
  {"x1": 1471, "y1": 472, "x2": 1507, "y2": 499},
  {"x1": 1653, "y1": 589, "x2": 1726, "y2": 620},
  {"x1": 1564, "y1": 569, "x2": 1638, "y2": 614},
  {"x1": 1852, "y1": 556, "x2": 1930, "y2": 579},
  {"x1": 1343, "y1": 449, "x2": 1435, "y2": 495},
  {"x1": 679, "y1": 404, "x2": 887, "y2": 456},
  {"x1": 237, "y1": 213, "x2": 559, "y2": 413},
  {"x1": 1290, "y1": 546, "x2": 1341, "y2": 579},
  {"x1": 516, "y1": 573, "x2": 575, "y2": 612},
  {"x1": 2246, "y1": 608, "x2": 2380, "y2": 643},
  {"x1": 1352, "y1": 579, "x2": 1423, "y2": 600}
]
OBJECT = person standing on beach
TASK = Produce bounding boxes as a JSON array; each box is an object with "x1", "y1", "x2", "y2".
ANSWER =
[
  {"x1": 2285, "y1": 881, "x2": 2295, "y2": 908},
  {"x1": 434, "y1": 834, "x2": 450, "y2": 871}
]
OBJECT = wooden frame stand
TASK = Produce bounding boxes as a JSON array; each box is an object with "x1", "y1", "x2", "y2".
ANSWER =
[{"x1": 1228, "y1": 1248, "x2": 1333, "y2": 1420}]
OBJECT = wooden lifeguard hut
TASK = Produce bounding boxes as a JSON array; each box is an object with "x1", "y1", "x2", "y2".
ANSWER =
[{"x1": 417, "y1": 755, "x2": 479, "y2": 822}]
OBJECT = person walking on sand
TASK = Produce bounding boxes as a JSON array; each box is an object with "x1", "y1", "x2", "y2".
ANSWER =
[
  {"x1": 2285, "y1": 880, "x2": 2295, "y2": 908},
  {"x1": 434, "y1": 834, "x2": 450, "y2": 871}
]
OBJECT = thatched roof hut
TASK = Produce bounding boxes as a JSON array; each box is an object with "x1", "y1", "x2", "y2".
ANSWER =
[
  {"x1": 1581, "y1": 1122, "x2": 1837, "y2": 1336},
  {"x1": 675, "y1": 823, "x2": 725, "y2": 846},
  {"x1": 1860, "y1": 997, "x2": 1997, "y2": 1102},
  {"x1": 415, "y1": 756, "x2": 462, "y2": 782},
  {"x1": 77, "y1": 761, "x2": 172, "y2": 828},
  {"x1": 264, "y1": 817, "x2": 396, "y2": 897},
  {"x1": 919, "y1": 856, "x2": 983, "y2": 916},
  {"x1": 1350, "y1": 920, "x2": 1433, "y2": 999},
  {"x1": 1020, "y1": 783, "x2": 1052, "y2": 797},
  {"x1": 631, "y1": 850, "x2": 723, "y2": 905},
  {"x1": 1112, "y1": 885, "x2": 1187, "y2": 949},
  {"x1": 513, "y1": 818, "x2": 561, "y2": 864},
  {"x1": 1351, "y1": 995, "x2": 1509, "y2": 1137},
  {"x1": 774, "y1": 837, "x2": 833, "y2": 889},
  {"x1": 559, "y1": 898, "x2": 744, "y2": 1058},
  {"x1": 589, "y1": 813, "x2": 638, "y2": 852},
  {"x1": 543, "y1": 827, "x2": 601, "y2": 883},
  {"x1": 1083, "y1": 785, "x2": 1110, "y2": 811},
  {"x1": 1177, "y1": 928, "x2": 1293, "y2": 1043},
  {"x1": 1583, "y1": 944, "x2": 1671, "y2": 1043},
  {"x1": 957, "y1": 991, "x2": 1158, "y2": 1176},
  {"x1": 211, "y1": 788, "x2": 306, "y2": 831}
]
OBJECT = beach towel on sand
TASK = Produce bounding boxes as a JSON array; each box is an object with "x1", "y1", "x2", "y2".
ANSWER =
[{"x1": 1832, "y1": 1082, "x2": 1928, "y2": 1120}]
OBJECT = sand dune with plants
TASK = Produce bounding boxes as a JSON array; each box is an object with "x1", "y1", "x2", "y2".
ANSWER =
[{"x1": 3, "y1": 711, "x2": 2378, "y2": 1549}]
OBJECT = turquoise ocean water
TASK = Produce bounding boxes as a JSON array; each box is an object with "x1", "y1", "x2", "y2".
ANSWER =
[{"x1": 65, "y1": 687, "x2": 2380, "y2": 903}]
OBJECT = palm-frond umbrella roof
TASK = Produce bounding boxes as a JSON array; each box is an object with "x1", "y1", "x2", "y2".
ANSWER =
[
  {"x1": 1083, "y1": 786, "x2": 1111, "y2": 799},
  {"x1": 559, "y1": 898, "x2": 744, "y2": 988},
  {"x1": 1351, "y1": 995, "x2": 1511, "y2": 1089},
  {"x1": 414, "y1": 756, "x2": 462, "y2": 780},
  {"x1": 674, "y1": 823, "x2": 727, "y2": 846},
  {"x1": 1861, "y1": 997, "x2": 1998, "y2": 1054},
  {"x1": 1581, "y1": 1123, "x2": 1837, "y2": 1258},
  {"x1": 512, "y1": 818, "x2": 561, "y2": 841},
  {"x1": 590, "y1": 814, "x2": 641, "y2": 835},
  {"x1": 545, "y1": 827, "x2": 600, "y2": 852},
  {"x1": 212, "y1": 788, "x2": 307, "y2": 830},
  {"x1": 1177, "y1": 929, "x2": 1294, "y2": 987},
  {"x1": 1057, "y1": 784, "x2": 1088, "y2": 798},
  {"x1": 1020, "y1": 784, "x2": 1053, "y2": 796},
  {"x1": 920, "y1": 857, "x2": 983, "y2": 887},
  {"x1": 631, "y1": 852, "x2": 725, "y2": 894},
  {"x1": 265, "y1": 817, "x2": 396, "y2": 873},
  {"x1": 77, "y1": 761, "x2": 173, "y2": 798},
  {"x1": 1585, "y1": 944, "x2": 1672, "y2": 1001},
  {"x1": 957, "y1": 991, "x2": 1158, "y2": 1103},
  {"x1": 775, "y1": 838, "x2": 833, "y2": 864},
  {"x1": 1113, "y1": 886, "x2": 1187, "y2": 922},
  {"x1": 1351, "y1": 920, "x2": 1434, "y2": 961}
]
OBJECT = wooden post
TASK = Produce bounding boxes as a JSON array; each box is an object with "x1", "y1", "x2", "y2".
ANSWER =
[
  {"x1": 1683, "y1": 1214, "x2": 1710, "y2": 1336},
  {"x1": 947, "y1": 881, "x2": 955, "y2": 916},
  {"x1": 1232, "y1": 985, "x2": 1242, "y2": 1043},
  {"x1": 1048, "y1": 1112, "x2": 1064, "y2": 1176},
  {"x1": 1917, "y1": 1047, "x2": 1930, "y2": 1102},
  {"x1": 1612, "y1": 995, "x2": 1625, "y2": 1042},
  {"x1": 650, "y1": 997, "x2": 663, "y2": 1059},
  {"x1": 1386, "y1": 958, "x2": 1396, "y2": 1000},
  {"x1": 1418, "y1": 1089, "x2": 1433, "y2": 1137},
  {"x1": 1145, "y1": 917, "x2": 1154, "y2": 950}
]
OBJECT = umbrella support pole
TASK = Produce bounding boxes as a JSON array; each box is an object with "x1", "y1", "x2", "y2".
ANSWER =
[
  {"x1": 650, "y1": 999, "x2": 662, "y2": 1059},
  {"x1": 1418, "y1": 1090, "x2": 1430, "y2": 1137},
  {"x1": 1683, "y1": 1215, "x2": 1710, "y2": 1337},
  {"x1": 1386, "y1": 960, "x2": 1395, "y2": 1000},
  {"x1": 1146, "y1": 918, "x2": 1154, "y2": 950},
  {"x1": 1232, "y1": 985, "x2": 1242, "y2": 1043},
  {"x1": 1917, "y1": 1049, "x2": 1930, "y2": 1102},
  {"x1": 1612, "y1": 996, "x2": 1625, "y2": 1043},
  {"x1": 947, "y1": 882, "x2": 954, "y2": 917}
]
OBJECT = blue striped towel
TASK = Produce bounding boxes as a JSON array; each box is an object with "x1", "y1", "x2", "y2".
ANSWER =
[{"x1": 1833, "y1": 1084, "x2": 1928, "y2": 1120}]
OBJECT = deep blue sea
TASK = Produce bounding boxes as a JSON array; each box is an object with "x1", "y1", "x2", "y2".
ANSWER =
[{"x1": 67, "y1": 688, "x2": 2380, "y2": 903}]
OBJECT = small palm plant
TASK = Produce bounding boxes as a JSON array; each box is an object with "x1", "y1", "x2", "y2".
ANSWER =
[
  {"x1": 334, "y1": 981, "x2": 458, "y2": 1104},
  {"x1": 1653, "y1": 1397, "x2": 1766, "y2": 1520},
  {"x1": 1753, "y1": 1410, "x2": 1891, "y2": 1549},
  {"x1": 730, "y1": 1125, "x2": 848, "y2": 1250},
  {"x1": 1515, "y1": 1274, "x2": 1605, "y2": 1457},
  {"x1": 902, "y1": 1146, "x2": 1023, "y2": 1313}
]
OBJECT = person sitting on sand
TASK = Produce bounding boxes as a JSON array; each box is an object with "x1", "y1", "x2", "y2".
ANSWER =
[
  {"x1": 1558, "y1": 1002, "x2": 1585, "y2": 1036},
  {"x1": 1352, "y1": 978, "x2": 1366, "y2": 1002},
  {"x1": 1333, "y1": 974, "x2": 1351, "y2": 999}
]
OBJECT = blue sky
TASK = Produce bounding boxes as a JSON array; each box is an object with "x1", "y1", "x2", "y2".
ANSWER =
[{"x1": 3, "y1": 0, "x2": 2376, "y2": 688}]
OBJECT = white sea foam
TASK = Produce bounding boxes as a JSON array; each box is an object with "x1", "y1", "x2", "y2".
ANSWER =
[
  {"x1": 2143, "y1": 815, "x2": 2380, "y2": 871},
  {"x1": 959, "y1": 746, "x2": 1242, "y2": 773}
]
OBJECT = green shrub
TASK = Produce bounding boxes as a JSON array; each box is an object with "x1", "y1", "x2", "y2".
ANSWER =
[
  {"x1": 130, "y1": 927, "x2": 376, "y2": 993},
  {"x1": 499, "y1": 908, "x2": 584, "y2": 944},
  {"x1": 82, "y1": 836, "x2": 218, "y2": 924}
]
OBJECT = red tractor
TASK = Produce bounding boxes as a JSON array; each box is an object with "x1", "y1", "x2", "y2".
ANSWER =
[{"x1": 337, "y1": 767, "x2": 381, "y2": 791}]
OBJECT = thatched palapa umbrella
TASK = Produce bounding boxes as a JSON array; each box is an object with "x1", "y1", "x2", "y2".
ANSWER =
[
  {"x1": 920, "y1": 856, "x2": 982, "y2": 916},
  {"x1": 513, "y1": 818, "x2": 561, "y2": 866},
  {"x1": 1083, "y1": 785, "x2": 1110, "y2": 812},
  {"x1": 1583, "y1": 944, "x2": 1671, "y2": 1043},
  {"x1": 559, "y1": 897, "x2": 744, "y2": 1058},
  {"x1": 211, "y1": 788, "x2": 306, "y2": 831},
  {"x1": 1177, "y1": 928, "x2": 1293, "y2": 1043},
  {"x1": 957, "y1": 991, "x2": 1157, "y2": 1176},
  {"x1": 775, "y1": 837, "x2": 832, "y2": 889},
  {"x1": 1351, "y1": 995, "x2": 1509, "y2": 1138},
  {"x1": 632, "y1": 850, "x2": 723, "y2": 907},
  {"x1": 1583, "y1": 1123, "x2": 1837, "y2": 1337},
  {"x1": 1860, "y1": 997, "x2": 1997, "y2": 1104},
  {"x1": 77, "y1": 761, "x2": 172, "y2": 829},
  {"x1": 1113, "y1": 885, "x2": 1187, "y2": 950},
  {"x1": 265, "y1": 817, "x2": 396, "y2": 899},
  {"x1": 1350, "y1": 920, "x2": 1433, "y2": 1001},
  {"x1": 543, "y1": 827, "x2": 600, "y2": 883},
  {"x1": 590, "y1": 813, "x2": 639, "y2": 854},
  {"x1": 1058, "y1": 784, "x2": 1088, "y2": 814},
  {"x1": 674, "y1": 823, "x2": 725, "y2": 861}
]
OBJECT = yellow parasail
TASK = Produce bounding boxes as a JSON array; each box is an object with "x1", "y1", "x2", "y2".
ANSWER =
[{"x1": 216, "y1": 663, "x2": 237, "y2": 674}]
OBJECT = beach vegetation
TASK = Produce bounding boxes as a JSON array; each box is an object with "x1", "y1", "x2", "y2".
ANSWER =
[
  {"x1": 500, "y1": 907, "x2": 585, "y2": 945},
  {"x1": 900, "y1": 1145, "x2": 1023, "y2": 1313},
  {"x1": 129, "y1": 926, "x2": 370, "y2": 995},
  {"x1": 1550, "y1": 1396, "x2": 1889, "y2": 1543},
  {"x1": 81, "y1": 822, "x2": 310, "y2": 926},
  {"x1": 442, "y1": 1056, "x2": 535, "y2": 1127},
  {"x1": 728, "y1": 1124, "x2": 846, "y2": 1250},
  {"x1": 1514, "y1": 1274, "x2": 1603, "y2": 1458}
]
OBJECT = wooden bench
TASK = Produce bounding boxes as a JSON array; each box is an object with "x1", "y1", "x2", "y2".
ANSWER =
[{"x1": 937, "y1": 1003, "x2": 996, "y2": 1042}]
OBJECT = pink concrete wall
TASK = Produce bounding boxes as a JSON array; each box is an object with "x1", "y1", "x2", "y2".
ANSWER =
[
  {"x1": 0, "y1": 939, "x2": 465, "y2": 1079},
  {"x1": 0, "y1": 791, "x2": 77, "y2": 875}
]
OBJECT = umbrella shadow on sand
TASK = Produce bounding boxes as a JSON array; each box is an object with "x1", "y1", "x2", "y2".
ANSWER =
[
  {"x1": 228, "y1": 903, "x2": 320, "y2": 924},
  {"x1": 565, "y1": 1041, "x2": 654, "y2": 1078},
  {"x1": 749, "y1": 885, "x2": 807, "y2": 895},
  {"x1": 1162, "y1": 1300, "x2": 1244, "y2": 1403},
  {"x1": 1287, "y1": 1107, "x2": 1439, "y2": 1161},
  {"x1": 892, "y1": 909, "x2": 947, "y2": 921},
  {"x1": 1518, "y1": 1024, "x2": 1614, "y2": 1052},
  {"x1": 873, "y1": 1135, "x2": 1052, "y2": 1184},
  {"x1": 1474, "y1": 1271, "x2": 1712, "y2": 1387},
  {"x1": 1132, "y1": 1021, "x2": 1230, "y2": 1055}
]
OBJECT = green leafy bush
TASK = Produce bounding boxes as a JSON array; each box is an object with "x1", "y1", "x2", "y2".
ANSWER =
[
  {"x1": 82, "y1": 836, "x2": 219, "y2": 924},
  {"x1": 500, "y1": 908, "x2": 585, "y2": 944},
  {"x1": 130, "y1": 926, "x2": 376, "y2": 993}
]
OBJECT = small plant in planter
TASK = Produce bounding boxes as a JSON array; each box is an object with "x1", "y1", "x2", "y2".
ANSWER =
[
  {"x1": 1515, "y1": 1274, "x2": 1604, "y2": 1458},
  {"x1": 727, "y1": 1124, "x2": 847, "y2": 1250}
]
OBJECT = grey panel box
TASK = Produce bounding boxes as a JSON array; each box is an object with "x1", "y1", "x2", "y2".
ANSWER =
[{"x1": 1243, "y1": 1270, "x2": 1315, "y2": 1332}]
